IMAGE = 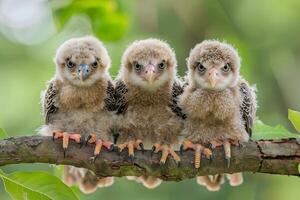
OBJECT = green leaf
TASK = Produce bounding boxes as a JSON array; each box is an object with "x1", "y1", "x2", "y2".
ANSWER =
[
  {"x1": 288, "y1": 109, "x2": 300, "y2": 133},
  {"x1": 298, "y1": 164, "x2": 300, "y2": 174},
  {"x1": 0, "y1": 170, "x2": 79, "y2": 200},
  {"x1": 252, "y1": 120, "x2": 300, "y2": 140},
  {"x1": 53, "y1": 165, "x2": 64, "y2": 178},
  {"x1": 53, "y1": 0, "x2": 129, "y2": 41},
  {"x1": 0, "y1": 128, "x2": 8, "y2": 139}
]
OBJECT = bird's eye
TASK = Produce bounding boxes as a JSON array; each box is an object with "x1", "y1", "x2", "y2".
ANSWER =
[
  {"x1": 91, "y1": 61, "x2": 98, "y2": 68},
  {"x1": 197, "y1": 62, "x2": 206, "y2": 73},
  {"x1": 67, "y1": 59, "x2": 76, "y2": 69},
  {"x1": 133, "y1": 62, "x2": 142, "y2": 71},
  {"x1": 222, "y1": 64, "x2": 231, "y2": 72},
  {"x1": 158, "y1": 60, "x2": 166, "y2": 70}
]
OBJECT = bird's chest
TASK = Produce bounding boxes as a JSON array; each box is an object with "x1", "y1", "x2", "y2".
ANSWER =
[
  {"x1": 126, "y1": 104, "x2": 172, "y2": 128},
  {"x1": 58, "y1": 86, "x2": 104, "y2": 112},
  {"x1": 52, "y1": 109, "x2": 99, "y2": 135},
  {"x1": 191, "y1": 89, "x2": 239, "y2": 119},
  {"x1": 128, "y1": 105, "x2": 171, "y2": 124}
]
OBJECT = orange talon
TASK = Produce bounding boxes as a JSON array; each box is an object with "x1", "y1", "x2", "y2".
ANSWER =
[
  {"x1": 169, "y1": 149, "x2": 181, "y2": 164},
  {"x1": 86, "y1": 134, "x2": 113, "y2": 160},
  {"x1": 86, "y1": 133, "x2": 97, "y2": 144},
  {"x1": 209, "y1": 139, "x2": 238, "y2": 168},
  {"x1": 63, "y1": 133, "x2": 70, "y2": 150},
  {"x1": 203, "y1": 148, "x2": 213, "y2": 159},
  {"x1": 195, "y1": 145, "x2": 201, "y2": 169},
  {"x1": 52, "y1": 131, "x2": 82, "y2": 157},
  {"x1": 181, "y1": 140, "x2": 194, "y2": 150},
  {"x1": 152, "y1": 144, "x2": 181, "y2": 165},
  {"x1": 160, "y1": 147, "x2": 169, "y2": 164},
  {"x1": 53, "y1": 131, "x2": 64, "y2": 140},
  {"x1": 224, "y1": 140, "x2": 231, "y2": 168},
  {"x1": 94, "y1": 140, "x2": 103, "y2": 156},
  {"x1": 127, "y1": 142, "x2": 134, "y2": 158},
  {"x1": 117, "y1": 139, "x2": 144, "y2": 163},
  {"x1": 181, "y1": 140, "x2": 212, "y2": 168}
]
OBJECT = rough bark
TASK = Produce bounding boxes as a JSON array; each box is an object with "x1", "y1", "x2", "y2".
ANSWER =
[{"x1": 0, "y1": 136, "x2": 299, "y2": 180}]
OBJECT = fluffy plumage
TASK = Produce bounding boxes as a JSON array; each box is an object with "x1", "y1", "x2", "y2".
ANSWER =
[
  {"x1": 180, "y1": 40, "x2": 256, "y2": 191},
  {"x1": 40, "y1": 36, "x2": 115, "y2": 193},
  {"x1": 114, "y1": 39, "x2": 185, "y2": 189}
]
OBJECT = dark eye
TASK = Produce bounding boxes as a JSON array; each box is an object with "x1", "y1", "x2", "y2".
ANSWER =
[
  {"x1": 196, "y1": 62, "x2": 206, "y2": 73},
  {"x1": 222, "y1": 63, "x2": 231, "y2": 72},
  {"x1": 133, "y1": 62, "x2": 142, "y2": 71},
  {"x1": 66, "y1": 59, "x2": 76, "y2": 68},
  {"x1": 158, "y1": 60, "x2": 166, "y2": 70},
  {"x1": 91, "y1": 60, "x2": 98, "y2": 68}
]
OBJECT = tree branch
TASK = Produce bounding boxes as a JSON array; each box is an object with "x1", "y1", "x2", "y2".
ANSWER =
[{"x1": 0, "y1": 136, "x2": 299, "y2": 180}]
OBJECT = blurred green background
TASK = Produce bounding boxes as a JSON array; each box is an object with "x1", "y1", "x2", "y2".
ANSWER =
[{"x1": 0, "y1": 0, "x2": 300, "y2": 199}]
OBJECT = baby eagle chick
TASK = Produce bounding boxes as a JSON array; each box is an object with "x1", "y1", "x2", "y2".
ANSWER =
[
  {"x1": 40, "y1": 36, "x2": 115, "y2": 193},
  {"x1": 179, "y1": 40, "x2": 256, "y2": 191},
  {"x1": 114, "y1": 39, "x2": 185, "y2": 188}
]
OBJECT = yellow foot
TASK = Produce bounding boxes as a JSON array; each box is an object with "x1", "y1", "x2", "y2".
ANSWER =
[
  {"x1": 86, "y1": 134, "x2": 113, "y2": 162},
  {"x1": 180, "y1": 140, "x2": 212, "y2": 169},
  {"x1": 152, "y1": 143, "x2": 181, "y2": 165},
  {"x1": 52, "y1": 131, "x2": 83, "y2": 157},
  {"x1": 118, "y1": 139, "x2": 144, "y2": 163}
]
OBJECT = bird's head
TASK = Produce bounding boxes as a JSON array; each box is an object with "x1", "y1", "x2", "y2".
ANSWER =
[
  {"x1": 120, "y1": 39, "x2": 177, "y2": 91},
  {"x1": 187, "y1": 40, "x2": 240, "y2": 91},
  {"x1": 55, "y1": 36, "x2": 111, "y2": 87}
]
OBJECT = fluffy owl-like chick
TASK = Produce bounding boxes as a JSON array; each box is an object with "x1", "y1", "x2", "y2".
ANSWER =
[
  {"x1": 114, "y1": 39, "x2": 185, "y2": 188},
  {"x1": 179, "y1": 40, "x2": 256, "y2": 191},
  {"x1": 39, "y1": 36, "x2": 115, "y2": 193}
]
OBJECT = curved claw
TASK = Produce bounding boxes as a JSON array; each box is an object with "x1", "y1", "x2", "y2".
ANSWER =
[
  {"x1": 93, "y1": 154, "x2": 99, "y2": 163},
  {"x1": 117, "y1": 146, "x2": 122, "y2": 155},
  {"x1": 224, "y1": 140, "x2": 231, "y2": 168},
  {"x1": 117, "y1": 139, "x2": 142, "y2": 162},
  {"x1": 85, "y1": 135, "x2": 92, "y2": 146},
  {"x1": 180, "y1": 144, "x2": 184, "y2": 155},
  {"x1": 63, "y1": 149, "x2": 67, "y2": 158},
  {"x1": 151, "y1": 146, "x2": 156, "y2": 157},
  {"x1": 139, "y1": 143, "x2": 145, "y2": 153},
  {"x1": 129, "y1": 154, "x2": 134, "y2": 164},
  {"x1": 79, "y1": 136, "x2": 85, "y2": 148},
  {"x1": 225, "y1": 157, "x2": 230, "y2": 168},
  {"x1": 108, "y1": 144, "x2": 114, "y2": 152},
  {"x1": 207, "y1": 143, "x2": 213, "y2": 149},
  {"x1": 53, "y1": 131, "x2": 82, "y2": 157},
  {"x1": 153, "y1": 144, "x2": 181, "y2": 165}
]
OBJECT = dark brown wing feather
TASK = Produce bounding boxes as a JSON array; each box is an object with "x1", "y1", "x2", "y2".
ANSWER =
[
  {"x1": 113, "y1": 80, "x2": 128, "y2": 115},
  {"x1": 44, "y1": 81, "x2": 59, "y2": 124},
  {"x1": 239, "y1": 82, "x2": 256, "y2": 137},
  {"x1": 104, "y1": 81, "x2": 116, "y2": 112},
  {"x1": 169, "y1": 81, "x2": 187, "y2": 119}
]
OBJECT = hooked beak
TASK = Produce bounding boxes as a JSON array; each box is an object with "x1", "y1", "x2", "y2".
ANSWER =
[
  {"x1": 208, "y1": 68, "x2": 218, "y2": 88},
  {"x1": 77, "y1": 64, "x2": 91, "y2": 82},
  {"x1": 144, "y1": 64, "x2": 156, "y2": 84}
]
